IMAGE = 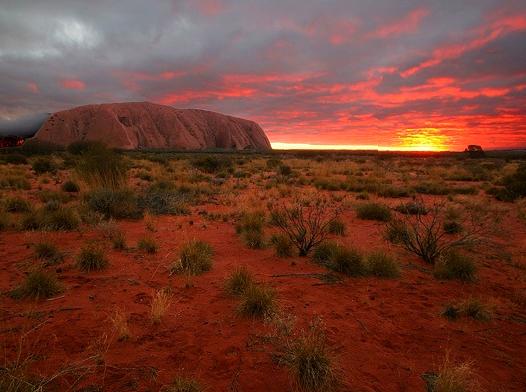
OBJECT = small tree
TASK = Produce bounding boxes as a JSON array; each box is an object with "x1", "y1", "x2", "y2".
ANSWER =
[
  {"x1": 270, "y1": 197, "x2": 341, "y2": 256},
  {"x1": 385, "y1": 199, "x2": 496, "y2": 264}
]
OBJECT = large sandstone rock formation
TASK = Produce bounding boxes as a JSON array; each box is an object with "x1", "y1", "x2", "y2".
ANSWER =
[{"x1": 34, "y1": 102, "x2": 271, "y2": 150}]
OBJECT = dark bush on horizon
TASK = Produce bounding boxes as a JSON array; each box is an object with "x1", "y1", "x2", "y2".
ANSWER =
[
  {"x1": 67, "y1": 140, "x2": 107, "y2": 155},
  {"x1": 191, "y1": 155, "x2": 233, "y2": 174},
  {"x1": 2, "y1": 153, "x2": 27, "y2": 164},
  {"x1": 17, "y1": 139, "x2": 60, "y2": 156}
]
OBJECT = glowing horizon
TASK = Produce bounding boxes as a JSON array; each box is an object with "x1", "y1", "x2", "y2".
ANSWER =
[{"x1": 271, "y1": 142, "x2": 447, "y2": 152}]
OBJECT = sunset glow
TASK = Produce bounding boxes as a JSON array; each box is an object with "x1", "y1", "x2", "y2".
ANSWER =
[{"x1": 1, "y1": 1, "x2": 525, "y2": 150}]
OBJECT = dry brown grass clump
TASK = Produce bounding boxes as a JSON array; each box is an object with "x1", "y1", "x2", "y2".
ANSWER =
[
  {"x1": 137, "y1": 236, "x2": 158, "y2": 254},
  {"x1": 77, "y1": 244, "x2": 109, "y2": 272},
  {"x1": 284, "y1": 320, "x2": 339, "y2": 392},
  {"x1": 163, "y1": 376, "x2": 204, "y2": 392},
  {"x1": 150, "y1": 289, "x2": 172, "y2": 324},
  {"x1": 171, "y1": 240, "x2": 213, "y2": 275},
  {"x1": 225, "y1": 265, "x2": 254, "y2": 296},
  {"x1": 10, "y1": 270, "x2": 63, "y2": 300},
  {"x1": 111, "y1": 308, "x2": 131, "y2": 341},
  {"x1": 425, "y1": 353, "x2": 481, "y2": 392},
  {"x1": 442, "y1": 298, "x2": 494, "y2": 322},
  {"x1": 238, "y1": 283, "x2": 277, "y2": 318}
]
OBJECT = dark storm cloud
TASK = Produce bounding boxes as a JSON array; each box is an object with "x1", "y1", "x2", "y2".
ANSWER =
[{"x1": 1, "y1": 0, "x2": 525, "y2": 148}]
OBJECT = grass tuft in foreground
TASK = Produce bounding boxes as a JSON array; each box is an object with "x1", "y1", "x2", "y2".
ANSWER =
[
  {"x1": 225, "y1": 266, "x2": 254, "y2": 296},
  {"x1": 434, "y1": 252, "x2": 476, "y2": 282},
  {"x1": 11, "y1": 270, "x2": 63, "y2": 300},
  {"x1": 34, "y1": 241, "x2": 64, "y2": 265},
  {"x1": 284, "y1": 320, "x2": 339, "y2": 392},
  {"x1": 238, "y1": 283, "x2": 276, "y2": 318},
  {"x1": 365, "y1": 251, "x2": 401, "y2": 278},
  {"x1": 423, "y1": 353, "x2": 480, "y2": 392},
  {"x1": 151, "y1": 289, "x2": 172, "y2": 324},
  {"x1": 171, "y1": 240, "x2": 213, "y2": 275},
  {"x1": 77, "y1": 244, "x2": 109, "y2": 272}
]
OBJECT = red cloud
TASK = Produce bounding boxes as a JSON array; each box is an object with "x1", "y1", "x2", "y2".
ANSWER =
[
  {"x1": 196, "y1": 0, "x2": 225, "y2": 16},
  {"x1": 27, "y1": 82, "x2": 39, "y2": 93},
  {"x1": 369, "y1": 8, "x2": 429, "y2": 39},
  {"x1": 61, "y1": 79, "x2": 86, "y2": 90},
  {"x1": 402, "y1": 13, "x2": 526, "y2": 77}
]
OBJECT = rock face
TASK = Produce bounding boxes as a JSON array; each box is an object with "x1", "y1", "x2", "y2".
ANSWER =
[{"x1": 34, "y1": 102, "x2": 272, "y2": 151}]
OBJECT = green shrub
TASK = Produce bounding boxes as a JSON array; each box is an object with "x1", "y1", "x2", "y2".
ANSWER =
[
  {"x1": 172, "y1": 240, "x2": 213, "y2": 275},
  {"x1": 11, "y1": 270, "x2": 62, "y2": 299},
  {"x1": 329, "y1": 246, "x2": 365, "y2": 276},
  {"x1": 236, "y1": 211, "x2": 266, "y2": 249},
  {"x1": 62, "y1": 180, "x2": 80, "y2": 192},
  {"x1": 394, "y1": 201, "x2": 428, "y2": 215},
  {"x1": 328, "y1": 219, "x2": 345, "y2": 235},
  {"x1": 4, "y1": 197, "x2": 31, "y2": 213},
  {"x1": 32, "y1": 157, "x2": 56, "y2": 174},
  {"x1": 314, "y1": 242, "x2": 365, "y2": 277},
  {"x1": 140, "y1": 185, "x2": 188, "y2": 215},
  {"x1": 236, "y1": 211, "x2": 265, "y2": 233},
  {"x1": 365, "y1": 251, "x2": 400, "y2": 278},
  {"x1": 75, "y1": 147, "x2": 127, "y2": 189},
  {"x1": 138, "y1": 237, "x2": 158, "y2": 254},
  {"x1": 378, "y1": 186, "x2": 410, "y2": 198},
  {"x1": 84, "y1": 189, "x2": 142, "y2": 219},
  {"x1": 356, "y1": 202, "x2": 391, "y2": 221},
  {"x1": 270, "y1": 233, "x2": 294, "y2": 257},
  {"x1": 434, "y1": 252, "x2": 476, "y2": 282},
  {"x1": 278, "y1": 164, "x2": 292, "y2": 176},
  {"x1": 224, "y1": 266, "x2": 254, "y2": 295},
  {"x1": 191, "y1": 156, "x2": 233, "y2": 173},
  {"x1": 498, "y1": 163, "x2": 526, "y2": 201},
  {"x1": 413, "y1": 181, "x2": 449, "y2": 195},
  {"x1": 20, "y1": 207, "x2": 80, "y2": 231},
  {"x1": 34, "y1": 242, "x2": 64, "y2": 265},
  {"x1": 312, "y1": 241, "x2": 340, "y2": 264},
  {"x1": 242, "y1": 229, "x2": 266, "y2": 249},
  {"x1": 238, "y1": 284, "x2": 276, "y2": 318},
  {"x1": 77, "y1": 245, "x2": 109, "y2": 272},
  {"x1": 284, "y1": 321, "x2": 338, "y2": 392}
]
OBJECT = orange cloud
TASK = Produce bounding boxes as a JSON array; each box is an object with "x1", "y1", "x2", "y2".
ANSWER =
[
  {"x1": 61, "y1": 79, "x2": 86, "y2": 90},
  {"x1": 402, "y1": 13, "x2": 526, "y2": 77},
  {"x1": 369, "y1": 8, "x2": 429, "y2": 39},
  {"x1": 27, "y1": 82, "x2": 39, "y2": 93}
]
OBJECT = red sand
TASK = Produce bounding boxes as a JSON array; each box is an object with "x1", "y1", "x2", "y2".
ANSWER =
[{"x1": 2, "y1": 203, "x2": 526, "y2": 391}]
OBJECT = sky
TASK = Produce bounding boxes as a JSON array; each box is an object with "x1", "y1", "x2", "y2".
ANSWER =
[{"x1": 1, "y1": 0, "x2": 525, "y2": 151}]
